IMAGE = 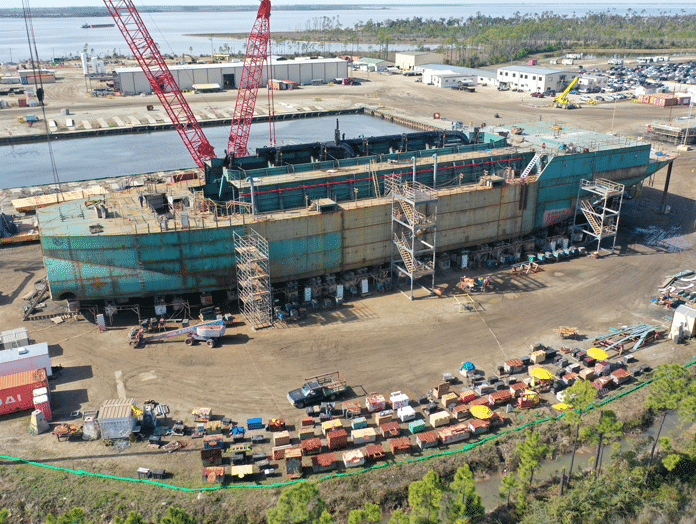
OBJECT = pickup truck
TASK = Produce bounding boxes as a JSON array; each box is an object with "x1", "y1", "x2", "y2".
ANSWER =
[{"x1": 287, "y1": 371, "x2": 347, "y2": 408}]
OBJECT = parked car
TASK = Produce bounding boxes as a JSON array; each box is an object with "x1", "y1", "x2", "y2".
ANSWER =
[{"x1": 531, "y1": 92, "x2": 544, "y2": 98}]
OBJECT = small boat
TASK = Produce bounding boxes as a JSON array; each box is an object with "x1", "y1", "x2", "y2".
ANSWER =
[{"x1": 81, "y1": 23, "x2": 115, "y2": 29}]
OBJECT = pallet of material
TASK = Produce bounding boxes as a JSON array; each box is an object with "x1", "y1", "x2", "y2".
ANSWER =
[
  {"x1": 440, "y1": 392, "x2": 460, "y2": 410},
  {"x1": 416, "y1": 430, "x2": 439, "y2": 449},
  {"x1": 327, "y1": 428, "x2": 348, "y2": 450},
  {"x1": 201, "y1": 449, "x2": 222, "y2": 467},
  {"x1": 468, "y1": 419, "x2": 490, "y2": 435},
  {"x1": 300, "y1": 427, "x2": 316, "y2": 441},
  {"x1": 285, "y1": 448, "x2": 303, "y2": 479},
  {"x1": 202, "y1": 466, "x2": 225, "y2": 483},
  {"x1": 379, "y1": 421, "x2": 401, "y2": 438},
  {"x1": 343, "y1": 449, "x2": 365, "y2": 468},
  {"x1": 451, "y1": 403, "x2": 470, "y2": 420},
  {"x1": 374, "y1": 409, "x2": 393, "y2": 426},
  {"x1": 429, "y1": 411, "x2": 451, "y2": 428},
  {"x1": 409, "y1": 419, "x2": 427, "y2": 434},
  {"x1": 301, "y1": 437, "x2": 322, "y2": 456},
  {"x1": 352, "y1": 427, "x2": 377, "y2": 445},
  {"x1": 321, "y1": 419, "x2": 342, "y2": 435},
  {"x1": 365, "y1": 443, "x2": 386, "y2": 461},
  {"x1": 390, "y1": 436, "x2": 412, "y2": 455},
  {"x1": 273, "y1": 444, "x2": 293, "y2": 460},
  {"x1": 366, "y1": 393, "x2": 386, "y2": 412},
  {"x1": 312, "y1": 452, "x2": 338, "y2": 472},
  {"x1": 342, "y1": 399, "x2": 362, "y2": 417},
  {"x1": 230, "y1": 464, "x2": 253, "y2": 480},
  {"x1": 273, "y1": 430, "x2": 291, "y2": 447},
  {"x1": 438, "y1": 423, "x2": 471, "y2": 445}
]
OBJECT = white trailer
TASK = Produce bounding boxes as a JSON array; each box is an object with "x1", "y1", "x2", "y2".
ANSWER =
[{"x1": 0, "y1": 342, "x2": 51, "y2": 377}]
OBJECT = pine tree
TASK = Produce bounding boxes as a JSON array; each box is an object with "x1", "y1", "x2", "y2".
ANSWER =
[
  {"x1": 408, "y1": 470, "x2": 446, "y2": 524},
  {"x1": 267, "y1": 483, "x2": 328, "y2": 524}
]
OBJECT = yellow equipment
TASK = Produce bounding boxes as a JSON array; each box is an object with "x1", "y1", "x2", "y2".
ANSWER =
[{"x1": 553, "y1": 77, "x2": 580, "y2": 109}]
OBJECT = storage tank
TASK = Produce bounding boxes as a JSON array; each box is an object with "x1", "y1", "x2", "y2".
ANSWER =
[
  {"x1": 91, "y1": 57, "x2": 99, "y2": 75},
  {"x1": 97, "y1": 61, "x2": 106, "y2": 75},
  {"x1": 81, "y1": 53, "x2": 90, "y2": 75}
]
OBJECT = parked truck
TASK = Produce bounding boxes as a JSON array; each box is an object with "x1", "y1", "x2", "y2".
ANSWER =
[{"x1": 287, "y1": 371, "x2": 347, "y2": 408}]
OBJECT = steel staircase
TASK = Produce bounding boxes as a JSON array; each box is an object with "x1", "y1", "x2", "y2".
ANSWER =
[
  {"x1": 520, "y1": 153, "x2": 541, "y2": 179},
  {"x1": 579, "y1": 199, "x2": 602, "y2": 234}
]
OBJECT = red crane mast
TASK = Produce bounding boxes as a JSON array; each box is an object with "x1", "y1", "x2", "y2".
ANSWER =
[
  {"x1": 228, "y1": 0, "x2": 276, "y2": 158},
  {"x1": 103, "y1": 0, "x2": 215, "y2": 168}
]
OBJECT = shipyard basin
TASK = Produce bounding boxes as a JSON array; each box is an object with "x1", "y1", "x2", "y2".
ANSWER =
[{"x1": 37, "y1": 122, "x2": 672, "y2": 302}]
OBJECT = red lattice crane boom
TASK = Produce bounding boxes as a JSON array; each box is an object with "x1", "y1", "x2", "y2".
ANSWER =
[
  {"x1": 103, "y1": 0, "x2": 215, "y2": 168},
  {"x1": 228, "y1": 0, "x2": 276, "y2": 158}
]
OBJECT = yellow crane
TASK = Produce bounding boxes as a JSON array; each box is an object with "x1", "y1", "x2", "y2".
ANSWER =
[{"x1": 553, "y1": 76, "x2": 580, "y2": 109}]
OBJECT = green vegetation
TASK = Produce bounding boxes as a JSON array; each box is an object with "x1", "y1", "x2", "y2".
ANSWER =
[
  {"x1": 300, "y1": 12, "x2": 696, "y2": 66},
  {"x1": 2, "y1": 364, "x2": 695, "y2": 523}
]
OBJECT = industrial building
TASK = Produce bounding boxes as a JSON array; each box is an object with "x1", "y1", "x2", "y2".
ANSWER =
[
  {"x1": 352, "y1": 57, "x2": 393, "y2": 72},
  {"x1": 114, "y1": 57, "x2": 349, "y2": 95},
  {"x1": 577, "y1": 74, "x2": 609, "y2": 91},
  {"x1": 394, "y1": 51, "x2": 445, "y2": 70},
  {"x1": 418, "y1": 64, "x2": 497, "y2": 87},
  {"x1": 496, "y1": 65, "x2": 574, "y2": 92}
]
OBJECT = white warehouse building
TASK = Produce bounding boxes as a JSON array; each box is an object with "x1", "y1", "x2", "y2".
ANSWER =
[
  {"x1": 418, "y1": 64, "x2": 497, "y2": 87},
  {"x1": 114, "y1": 57, "x2": 349, "y2": 95},
  {"x1": 395, "y1": 51, "x2": 445, "y2": 70},
  {"x1": 496, "y1": 65, "x2": 574, "y2": 92},
  {"x1": 577, "y1": 74, "x2": 609, "y2": 91}
]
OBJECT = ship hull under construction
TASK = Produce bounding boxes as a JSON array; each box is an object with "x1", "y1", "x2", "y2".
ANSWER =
[{"x1": 37, "y1": 122, "x2": 671, "y2": 302}]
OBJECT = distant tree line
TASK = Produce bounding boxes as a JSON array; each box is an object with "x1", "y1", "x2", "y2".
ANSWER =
[{"x1": 302, "y1": 11, "x2": 696, "y2": 67}]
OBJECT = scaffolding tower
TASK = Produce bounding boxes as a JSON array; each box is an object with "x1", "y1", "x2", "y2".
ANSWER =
[
  {"x1": 387, "y1": 174, "x2": 438, "y2": 300},
  {"x1": 234, "y1": 229, "x2": 273, "y2": 329},
  {"x1": 572, "y1": 178, "x2": 625, "y2": 256}
]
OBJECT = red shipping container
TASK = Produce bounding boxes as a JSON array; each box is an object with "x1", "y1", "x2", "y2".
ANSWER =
[
  {"x1": 0, "y1": 369, "x2": 47, "y2": 417},
  {"x1": 33, "y1": 394, "x2": 52, "y2": 422}
]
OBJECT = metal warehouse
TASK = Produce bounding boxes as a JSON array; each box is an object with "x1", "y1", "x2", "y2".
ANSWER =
[{"x1": 114, "y1": 57, "x2": 349, "y2": 95}]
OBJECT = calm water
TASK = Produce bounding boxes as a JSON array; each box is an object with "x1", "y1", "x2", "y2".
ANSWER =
[
  {"x1": 3, "y1": 3, "x2": 696, "y2": 63},
  {"x1": 0, "y1": 115, "x2": 411, "y2": 189}
]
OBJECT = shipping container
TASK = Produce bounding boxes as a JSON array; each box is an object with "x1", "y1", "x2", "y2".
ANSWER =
[
  {"x1": 0, "y1": 368, "x2": 48, "y2": 417},
  {"x1": 97, "y1": 398, "x2": 138, "y2": 440},
  {"x1": 32, "y1": 393, "x2": 52, "y2": 422},
  {"x1": 0, "y1": 342, "x2": 52, "y2": 378},
  {"x1": 0, "y1": 327, "x2": 29, "y2": 349}
]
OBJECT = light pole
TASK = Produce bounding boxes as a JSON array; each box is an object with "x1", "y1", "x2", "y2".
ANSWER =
[{"x1": 684, "y1": 100, "x2": 694, "y2": 146}]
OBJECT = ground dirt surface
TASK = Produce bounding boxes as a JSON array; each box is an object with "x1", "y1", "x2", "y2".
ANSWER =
[{"x1": 1, "y1": 57, "x2": 696, "y2": 523}]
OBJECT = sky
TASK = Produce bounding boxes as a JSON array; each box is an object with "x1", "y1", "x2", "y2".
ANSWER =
[{"x1": 1, "y1": 0, "x2": 677, "y2": 7}]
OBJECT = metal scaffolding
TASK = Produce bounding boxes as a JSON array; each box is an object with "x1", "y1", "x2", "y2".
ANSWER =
[
  {"x1": 572, "y1": 178, "x2": 625, "y2": 256},
  {"x1": 234, "y1": 229, "x2": 273, "y2": 329},
  {"x1": 387, "y1": 173, "x2": 438, "y2": 300}
]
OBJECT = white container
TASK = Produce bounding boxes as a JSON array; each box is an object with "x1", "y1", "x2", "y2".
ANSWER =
[
  {"x1": 0, "y1": 342, "x2": 51, "y2": 377},
  {"x1": 1, "y1": 327, "x2": 29, "y2": 349},
  {"x1": 398, "y1": 406, "x2": 416, "y2": 422}
]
